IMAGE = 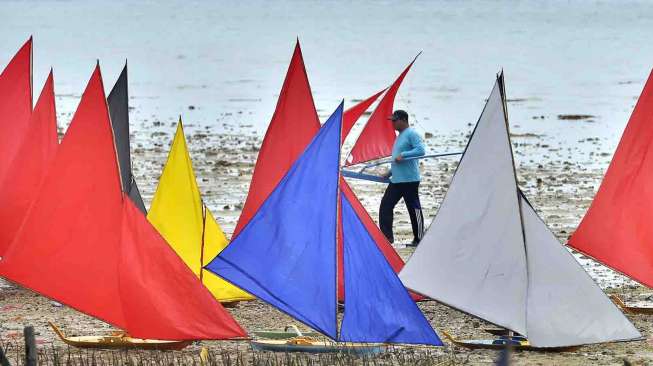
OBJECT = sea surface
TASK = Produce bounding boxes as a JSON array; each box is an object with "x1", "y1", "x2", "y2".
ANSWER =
[{"x1": 2, "y1": 0, "x2": 653, "y2": 165}]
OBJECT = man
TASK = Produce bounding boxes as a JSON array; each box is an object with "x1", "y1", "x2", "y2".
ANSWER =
[{"x1": 380, "y1": 110, "x2": 425, "y2": 247}]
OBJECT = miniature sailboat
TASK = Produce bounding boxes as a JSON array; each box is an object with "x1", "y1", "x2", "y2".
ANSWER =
[
  {"x1": 345, "y1": 54, "x2": 419, "y2": 166},
  {"x1": 233, "y1": 41, "x2": 415, "y2": 302},
  {"x1": 569, "y1": 69, "x2": 653, "y2": 313},
  {"x1": 0, "y1": 38, "x2": 32, "y2": 184},
  {"x1": 148, "y1": 119, "x2": 253, "y2": 303},
  {"x1": 107, "y1": 63, "x2": 147, "y2": 213},
  {"x1": 0, "y1": 70, "x2": 58, "y2": 255},
  {"x1": 399, "y1": 72, "x2": 640, "y2": 348},
  {"x1": 0, "y1": 64, "x2": 246, "y2": 344},
  {"x1": 207, "y1": 103, "x2": 442, "y2": 350}
]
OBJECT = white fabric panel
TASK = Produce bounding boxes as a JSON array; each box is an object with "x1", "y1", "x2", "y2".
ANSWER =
[
  {"x1": 521, "y1": 196, "x2": 641, "y2": 347},
  {"x1": 400, "y1": 79, "x2": 528, "y2": 334}
]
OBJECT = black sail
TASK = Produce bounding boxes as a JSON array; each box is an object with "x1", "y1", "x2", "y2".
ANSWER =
[{"x1": 107, "y1": 63, "x2": 147, "y2": 214}]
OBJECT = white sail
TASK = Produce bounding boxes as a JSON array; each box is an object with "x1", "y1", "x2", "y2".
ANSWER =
[
  {"x1": 520, "y1": 195, "x2": 640, "y2": 346},
  {"x1": 400, "y1": 78, "x2": 528, "y2": 335},
  {"x1": 400, "y1": 73, "x2": 641, "y2": 347}
]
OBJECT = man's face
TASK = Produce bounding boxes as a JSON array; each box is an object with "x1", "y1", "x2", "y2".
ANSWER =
[{"x1": 392, "y1": 119, "x2": 404, "y2": 131}]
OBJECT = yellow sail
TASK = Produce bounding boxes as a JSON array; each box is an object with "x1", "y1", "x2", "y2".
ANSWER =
[{"x1": 148, "y1": 119, "x2": 253, "y2": 303}]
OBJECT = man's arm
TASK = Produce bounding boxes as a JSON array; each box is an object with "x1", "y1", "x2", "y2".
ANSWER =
[{"x1": 399, "y1": 132, "x2": 425, "y2": 159}]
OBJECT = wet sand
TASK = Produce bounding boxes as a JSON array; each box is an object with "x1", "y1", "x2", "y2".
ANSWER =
[{"x1": 1, "y1": 121, "x2": 653, "y2": 365}]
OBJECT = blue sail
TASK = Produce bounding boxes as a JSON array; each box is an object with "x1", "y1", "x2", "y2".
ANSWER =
[
  {"x1": 205, "y1": 103, "x2": 343, "y2": 339},
  {"x1": 339, "y1": 193, "x2": 442, "y2": 345}
]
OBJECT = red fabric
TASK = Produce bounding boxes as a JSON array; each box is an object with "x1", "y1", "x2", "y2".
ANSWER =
[
  {"x1": 233, "y1": 40, "x2": 319, "y2": 237},
  {"x1": 342, "y1": 89, "x2": 386, "y2": 142},
  {"x1": 346, "y1": 58, "x2": 418, "y2": 166},
  {"x1": 0, "y1": 66, "x2": 245, "y2": 340},
  {"x1": 119, "y1": 199, "x2": 245, "y2": 339},
  {"x1": 0, "y1": 38, "x2": 32, "y2": 182},
  {"x1": 569, "y1": 69, "x2": 653, "y2": 287},
  {"x1": 234, "y1": 43, "x2": 414, "y2": 301},
  {"x1": 0, "y1": 71, "x2": 58, "y2": 255}
]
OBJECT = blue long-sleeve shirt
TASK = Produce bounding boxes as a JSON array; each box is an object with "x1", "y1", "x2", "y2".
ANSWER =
[{"x1": 389, "y1": 127, "x2": 425, "y2": 183}]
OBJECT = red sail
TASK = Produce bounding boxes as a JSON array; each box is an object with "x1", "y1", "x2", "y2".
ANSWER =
[
  {"x1": 342, "y1": 89, "x2": 386, "y2": 142},
  {"x1": 0, "y1": 70, "x2": 58, "y2": 255},
  {"x1": 233, "y1": 42, "x2": 416, "y2": 301},
  {"x1": 0, "y1": 66, "x2": 245, "y2": 340},
  {"x1": 569, "y1": 69, "x2": 653, "y2": 287},
  {"x1": 233, "y1": 40, "x2": 320, "y2": 237},
  {"x1": 346, "y1": 56, "x2": 419, "y2": 166},
  {"x1": 0, "y1": 38, "x2": 33, "y2": 182}
]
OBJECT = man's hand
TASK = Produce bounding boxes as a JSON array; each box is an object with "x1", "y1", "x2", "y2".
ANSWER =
[{"x1": 395, "y1": 154, "x2": 403, "y2": 162}]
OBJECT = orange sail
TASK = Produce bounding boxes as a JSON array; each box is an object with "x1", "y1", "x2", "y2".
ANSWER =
[
  {"x1": 0, "y1": 65, "x2": 245, "y2": 340},
  {"x1": 346, "y1": 56, "x2": 419, "y2": 166},
  {"x1": 0, "y1": 38, "x2": 33, "y2": 183},
  {"x1": 0, "y1": 70, "x2": 58, "y2": 255},
  {"x1": 569, "y1": 69, "x2": 653, "y2": 287}
]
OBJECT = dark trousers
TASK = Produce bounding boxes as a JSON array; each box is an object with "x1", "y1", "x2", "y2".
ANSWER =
[{"x1": 379, "y1": 181, "x2": 424, "y2": 244}]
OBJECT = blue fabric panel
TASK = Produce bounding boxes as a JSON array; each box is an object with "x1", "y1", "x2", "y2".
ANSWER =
[
  {"x1": 205, "y1": 103, "x2": 343, "y2": 339},
  {"x1": 339, "y1": 193, "x2": 442, "y2": 345}
]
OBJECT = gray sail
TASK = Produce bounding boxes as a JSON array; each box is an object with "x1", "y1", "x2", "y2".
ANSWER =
[
  {"x1": 400, "y1": 73, "x2": 640, "y2": 347},
  {"x1": 107, "y1": 64, "x2": 147, "y2": 214},
  {"x1": 520, "y1": 194, "x2": 640, "y2": 346},
  {"x1": 400, "y1": 76, "x2": 528, "y2": 335}
]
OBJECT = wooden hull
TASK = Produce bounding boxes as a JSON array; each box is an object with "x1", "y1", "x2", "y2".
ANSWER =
[
  {"x1": 441, "y1": 331, "x2": 580, "y2": 352},
  {"x1": 250, "y1": 339, "x2": 385, "y2": 355},
  {"x1": 609, "y1": 294, "x2": 653, "y2": 315},
  {"x1": 252, "y1": 330, "x2": 321, "y2": 340},
  {"x1": 49, "y1": 322, "x2": 191, "y2": 350}
]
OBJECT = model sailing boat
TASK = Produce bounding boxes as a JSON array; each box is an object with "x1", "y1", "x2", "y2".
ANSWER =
[
  {"x1": 234, "y1": 41, "x2": 419, "y2": 303},
  {"x1": 0, "y1": 64, "x2": 246, "y2": 347},
  {"x1": 206, "y1": 103, "x2": 442, "y2": 351},
  {"x1": 148, "y1": 119, "x2": 253, "y2": 303},
  {"x1": 399, "y1": 72, "x2": 640, "y2": 349},
  {"x1": 569, "y1": 69, "x2": 653, "y2": 313}
]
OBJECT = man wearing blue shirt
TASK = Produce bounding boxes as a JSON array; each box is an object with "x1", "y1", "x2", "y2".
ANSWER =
[{"x1": 380, "y1": 110, "x2": 426, "y2": 247}]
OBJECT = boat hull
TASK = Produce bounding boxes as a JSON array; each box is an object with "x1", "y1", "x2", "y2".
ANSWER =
[
  {"x1": 49, "y1": 322, "x2": 191, "y2": 350},
  {"x1": 441, "y1": 331, "x2": 580, "y2": 352},
  {"x1": 610, "y1": 294, "x2": 653, "y2": 315},
  {"x1": 250, "y1": 339, "x2": 385, "y2": 355}
]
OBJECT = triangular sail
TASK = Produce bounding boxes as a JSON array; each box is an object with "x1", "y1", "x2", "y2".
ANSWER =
[
  {"x1": 203, "y1": 209, "x2": 253, "y2": 302},
  {"x1": 346, "y1": 56, "x2": 418, "y2": 166},
  {"x1": 207, "y1": 104, "x2": 343, "y2": 339},
  {"x1": 569, "y1": 69, "x2": 653, "y2": 287},
  {"x1": 338, "y1": 193, "x2": 441, "y2": 345},
  {"x1": 107, "y1": 64, "x2": 147, "y2": 214},
  {"x1": 233, "y1": 42, "x2": 410, "y2": 301},
  {"x1": 520, "y1": 193, "x2": 639, "y2": 347},
  {"x1": 0, "y1": 66, "x2": 245, "y2": 340},
  {"x1": 0, "y1": 38, "x2": 32, "y2": 183},
  {"x1": 400, "y1": 73, "x2": 640, "y2": 347},
  {"x1": 338, "y1": 179, "x2": 422, "y2": 301},
  {"x1": 401, "y1": 78, "x2": 528, "y2": 334},
  {"x1": 148, "y1": 121, "x2": 252, "y2": 303},
  {"x1": 233, "y1": 40, "x2": 320, "y2": 237},
  {"x1": 342, "y1": 89, "x2": 385, "y2": 142},
  {"x1": 0, "y1": 70, "x2": 58, "y2": 255}
]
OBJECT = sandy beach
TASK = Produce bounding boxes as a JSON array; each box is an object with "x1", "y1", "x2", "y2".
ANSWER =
[
  {"x1": 3, "y1": 1, "x2": 653, "y2": 363},
  {"x1": 2, "y1": 116, "x2": 652, "y2": 365}
]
